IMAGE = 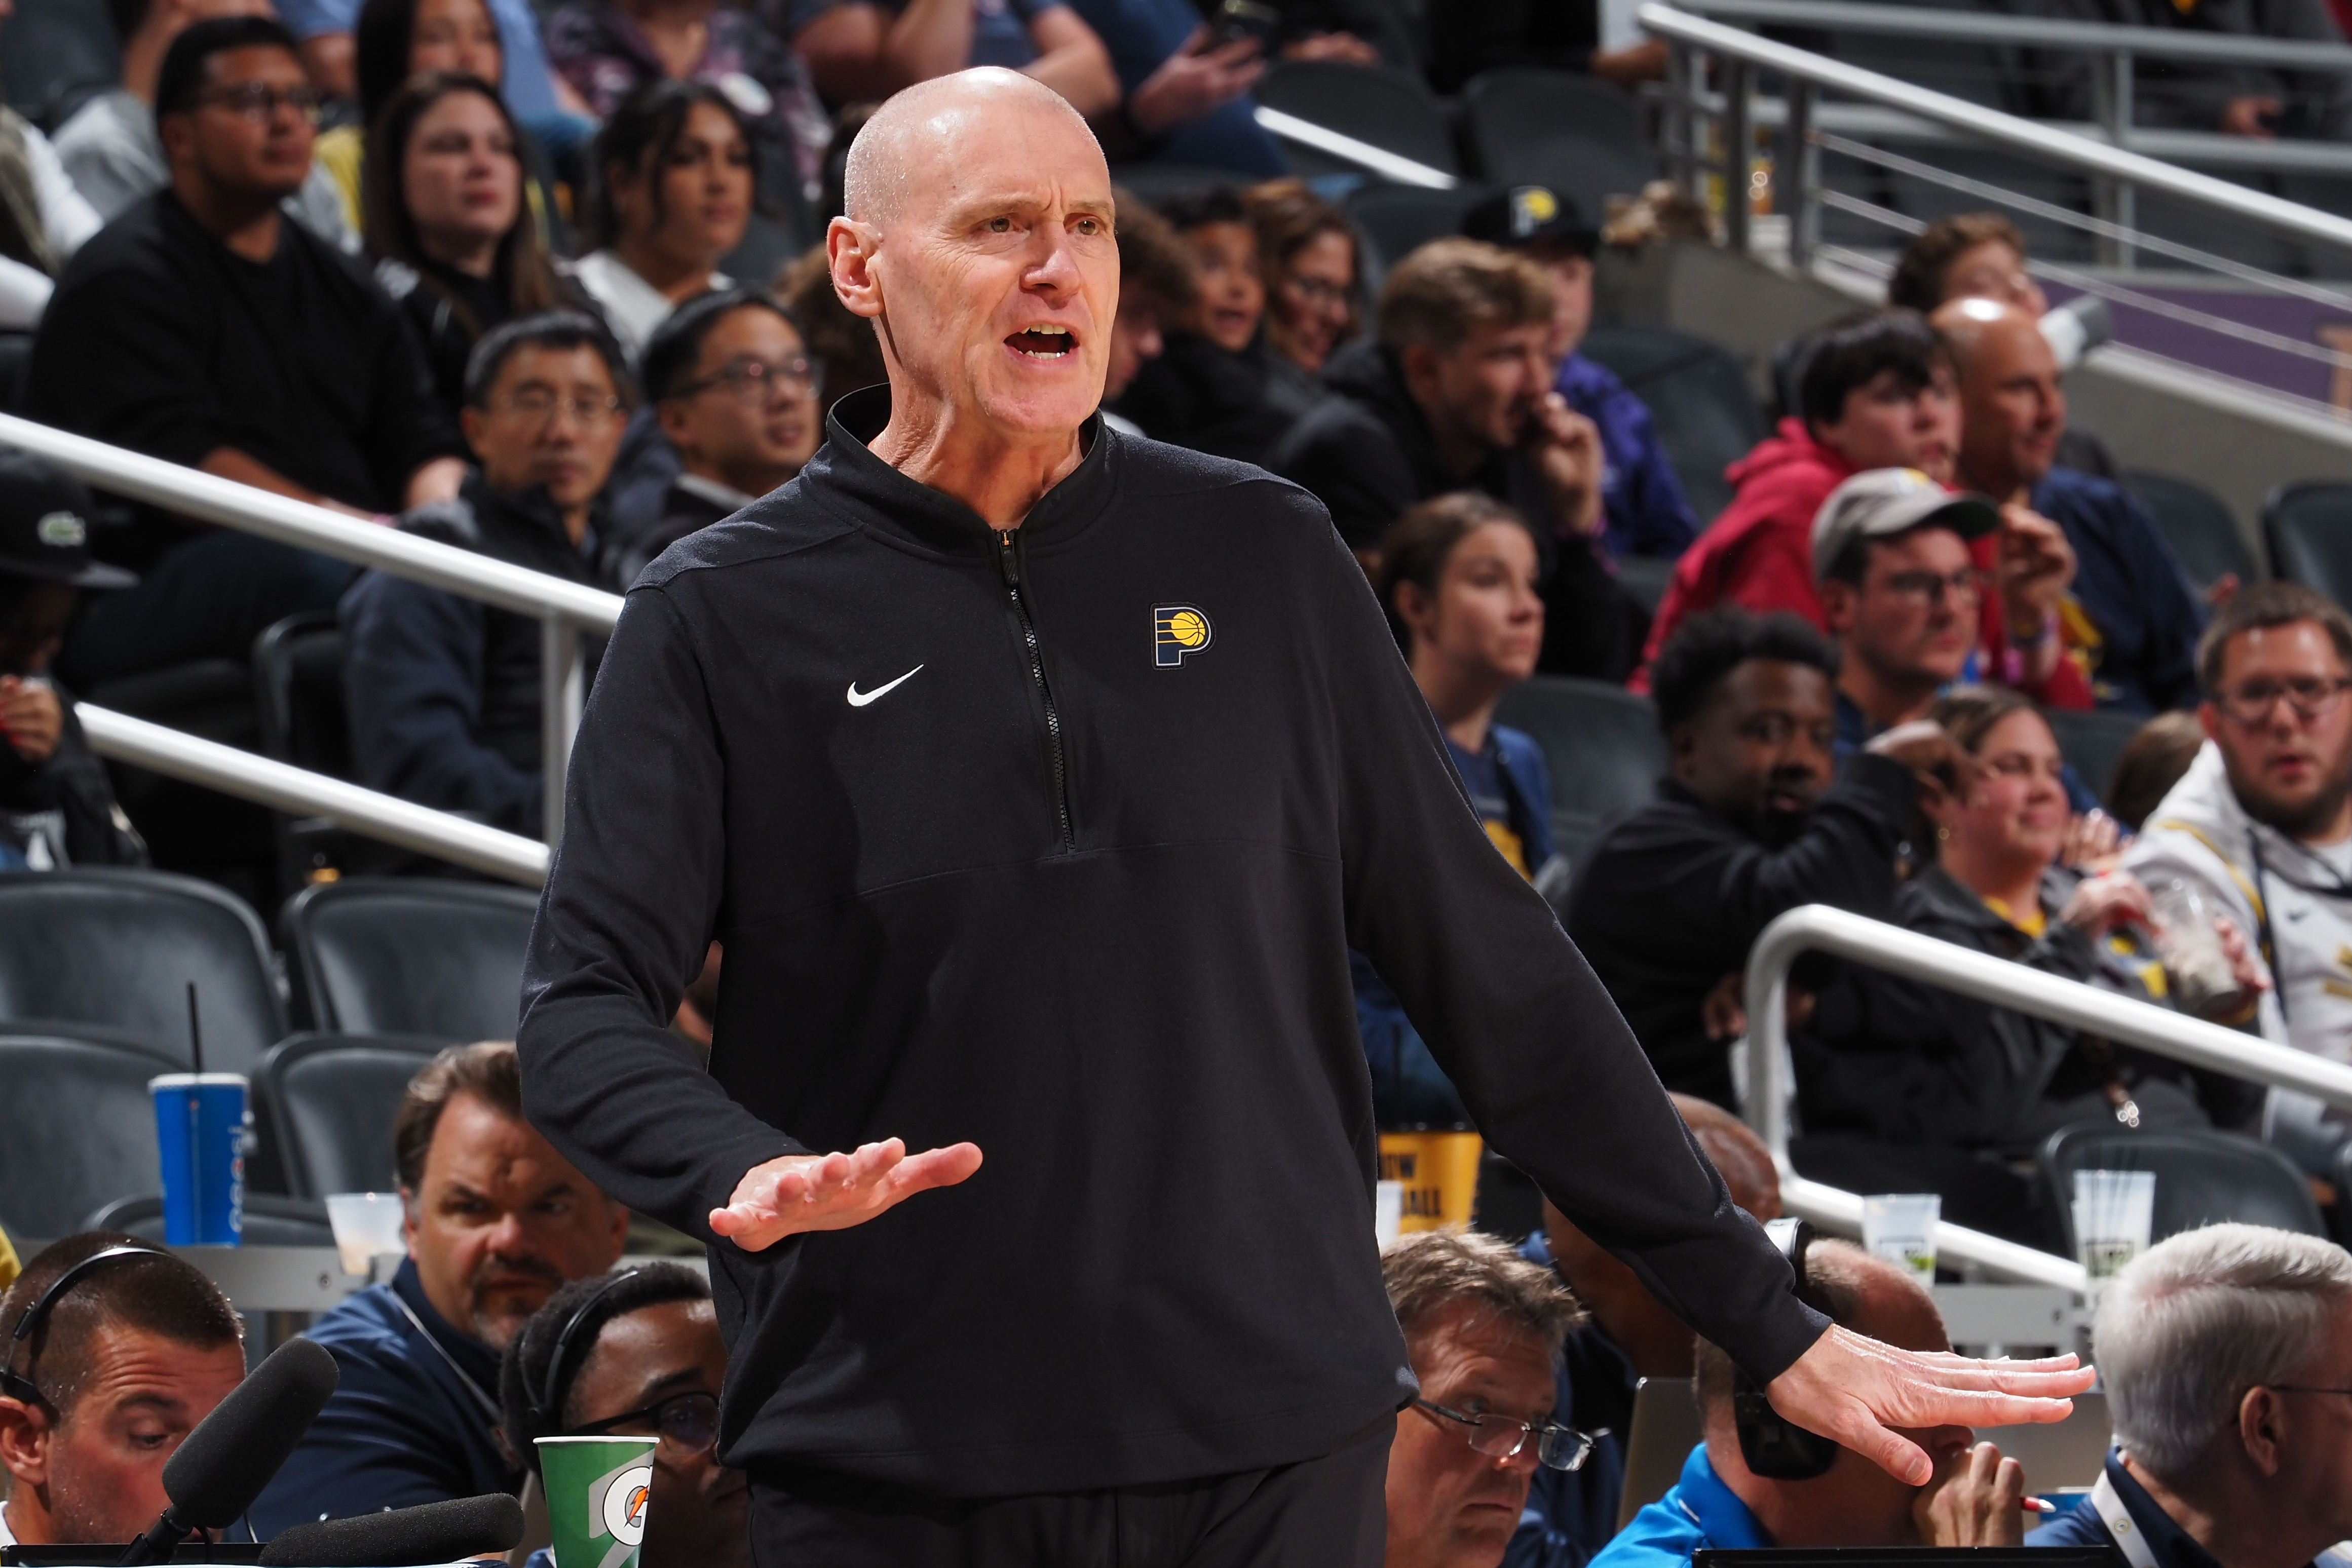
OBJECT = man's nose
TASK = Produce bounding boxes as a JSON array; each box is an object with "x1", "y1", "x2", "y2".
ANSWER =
[{"x1": 1025, "y1": 233, "x2": 1083, "y2": 299}]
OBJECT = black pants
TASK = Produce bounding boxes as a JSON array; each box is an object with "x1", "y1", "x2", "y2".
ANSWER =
[
  {"x1": 748, "y1": 1416, "x2": 1393, "y2": 1567},
  {"x1": 59, "y1": 530, "x2": 355, "y2": 686}
]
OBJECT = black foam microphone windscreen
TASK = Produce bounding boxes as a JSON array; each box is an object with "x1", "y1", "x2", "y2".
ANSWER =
[
  {"x1": 257, "y1": 1493, "x2": 527, "y2": 1566},
  {"x1": 160, "y1": 1336, "x2": 341, "y2": 1527}
]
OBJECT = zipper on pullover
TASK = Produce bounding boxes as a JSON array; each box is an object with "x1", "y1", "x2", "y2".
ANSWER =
[{"x1": 997, "y1": 529, "x2": 1075, "y2": 851}]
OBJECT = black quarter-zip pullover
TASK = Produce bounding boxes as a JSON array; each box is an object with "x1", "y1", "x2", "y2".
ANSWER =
[{"x1": 517, "y1": 387, "x2": 1825, "y2": 1499}]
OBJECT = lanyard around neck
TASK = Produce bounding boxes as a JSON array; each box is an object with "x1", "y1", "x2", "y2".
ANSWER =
[{"x1": 2092, "y1": 1468, "x2": 2162, "y2": 1568}]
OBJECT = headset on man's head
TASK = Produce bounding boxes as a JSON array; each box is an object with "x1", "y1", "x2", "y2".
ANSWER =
[
  {"x1": 1731, "y1": 1217, "x2": 1842, "y2": 1480},
  {"x1": 0, "y1": 1244, "x2": 167, "y2": 1407}
]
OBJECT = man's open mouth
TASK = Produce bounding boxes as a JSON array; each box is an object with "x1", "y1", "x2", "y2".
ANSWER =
[{"x1": 1008, "y1": 325, "x2": 1077, "y2": 359}]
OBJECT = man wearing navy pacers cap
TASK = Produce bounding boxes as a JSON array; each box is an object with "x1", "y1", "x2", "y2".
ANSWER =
[
  {"x1": 0, "y1": 453, "x2": 145, "y2": 870},
  {"x1": 518, "y1": 66, "x2": 2090, "y2": 1567},
  {"x1": 1464, "y1": 184, "x2": 1700, "y2": 566}
]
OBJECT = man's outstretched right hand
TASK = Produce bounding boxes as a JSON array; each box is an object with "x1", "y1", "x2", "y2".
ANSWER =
[{"x1": 710, "y1": 1139, "x2": 984, "y2": 1251}]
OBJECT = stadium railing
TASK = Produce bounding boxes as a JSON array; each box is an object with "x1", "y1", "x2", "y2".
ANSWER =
[
  {"x1": 1740, "y1": 902, "x2": 2352, "y2": 1291},
  {"x1": 0, "y1": 408, "x2": 619, "y2": 870}
]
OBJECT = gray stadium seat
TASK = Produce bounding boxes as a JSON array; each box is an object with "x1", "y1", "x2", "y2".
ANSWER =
[
  {"x1": 0, "y1": 869, "x2": 286, "y2": 1075},
  {"x1": 2041, "y1": 706, "x2": 2147, "y2": 812},
  {"x1": 280, "y1": 877, "x2": 538, "y2": 1038},
  {"x1": 86, "y1": 1192, "x2": 335, "y2": 1248},
  {"x1": 0, "y1": 0, "x2": 121, "y2": 130},
  {"x1": 1345, "y1": 182, "x2": 1489, "y2": 286},
  {"x1": 2263, "y1": 481, "x2": 2352, "y2": 608},
  {"x1": 2126, "y1": 471, "x2": 2259, "y2": 593},
  {"x1": 1577, "y1": 327, "x2": 1768, "y2": 524},
  {"x1": 2039, "y1": 1125, "x2": 2326, "y2": 1256},
  {"x1": 0, "y1": 1032, "x2": 178, "y2": 1241},
  {"x1": 255, "y1": 1032, "x2": 447, "y2": 1199},
  {"x1": 1459, "y1": 69, "x2": 1658, "y2": 229},
  {"x1": 1253, "y1": 61, "x2": 1457, "y2": 183},
  {"x1": 1493, "y1": 676, "x2": 1665, "y2": 862}
]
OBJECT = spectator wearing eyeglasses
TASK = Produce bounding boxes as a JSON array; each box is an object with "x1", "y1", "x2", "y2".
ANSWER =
[
  {"x1": 2028, "y1": 1224, "x2": 2352, "y2": 1568},
  {"x1": 500, "y1": 1264, "x2": 748, "y2": 1568},
  {"x1": 28, "y1": 14, "x2": 467, "y2": 689},
  {"x1": 1593, "y1": 1239, "x2": 2028, "y2": 1567},
  {"x1": 1381, "y1": 1230, "x2": 1593, "y2": 1568},
  {"x1": 2127, "y1": 583, "x2": 2352, "y2": 1175},
  {"x1": 342, "y1": 312, "x2": 630, "y2": 835},
  {"x1": 612, "y1": 288, "x2": 820, "y2": 584}
]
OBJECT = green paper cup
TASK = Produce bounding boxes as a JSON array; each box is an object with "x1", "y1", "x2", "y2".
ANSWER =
[{"x1": 537, "y1": 1435, "x2": 657, "y2": 1568}]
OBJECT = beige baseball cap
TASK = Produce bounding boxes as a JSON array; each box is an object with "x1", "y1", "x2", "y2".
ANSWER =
[{"x1": 1810, "y1": 467, "x2": 2000, "y2": 583}]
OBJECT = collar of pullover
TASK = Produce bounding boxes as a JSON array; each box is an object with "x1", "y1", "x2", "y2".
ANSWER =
[{"x1": 811, "y1": 385, "x2": 1114, "y2": 559}]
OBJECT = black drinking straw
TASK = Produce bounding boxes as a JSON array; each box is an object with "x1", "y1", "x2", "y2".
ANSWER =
[{"x1": 187, "y1": 982, "x2": 204, "y2": 1076}]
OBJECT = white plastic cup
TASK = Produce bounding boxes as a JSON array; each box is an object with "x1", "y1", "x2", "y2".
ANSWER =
[
  {"x1": 1374, "y1": 1180, "x2": 1403, "y2": 1250},
  {"x1": 1861, "y1": 1193, "x2": 1941, "y2": 1282},
  {"x1": 2072, "y1": 1169, "x2": 2156, "y2": 1283},
  {"x1": 2148, "y1": 878, "x2": 2244, "y2": 1016},
  {"x1": 325, "y1": 1192, "x2": 408, "y2": 1277}
]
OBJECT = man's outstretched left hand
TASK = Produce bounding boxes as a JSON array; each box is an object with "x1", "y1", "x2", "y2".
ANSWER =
[
  {"x1": 709, "y1": 1139, "x2": 983, "y2": 1251},
  {"x1": 1766, "y1": 1324, "x2": 2093, "y2": 1483}
]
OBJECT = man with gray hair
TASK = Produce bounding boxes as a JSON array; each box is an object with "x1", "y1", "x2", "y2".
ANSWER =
[{"x1": 2029, "y1": 1223, "x2": 2352, "y2": 1567}]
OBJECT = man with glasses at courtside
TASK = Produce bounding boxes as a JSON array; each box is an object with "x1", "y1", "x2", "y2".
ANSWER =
[
  {"x1": 2128, "y1": 583, "x2": 2352, "y2": 1176},
  {"x1": 502, "y1": 1264, "x2": 749, "y2": 1568}
]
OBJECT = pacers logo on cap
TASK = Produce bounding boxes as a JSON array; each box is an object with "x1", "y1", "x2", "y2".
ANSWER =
[{"x1": 1154, "y1": 604, "x2": 1212, "y2": 667}]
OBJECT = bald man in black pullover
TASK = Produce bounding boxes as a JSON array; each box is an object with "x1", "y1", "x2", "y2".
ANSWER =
[{"x1": 515, "y1": 67, "x2": 2089, "y2": 1568}]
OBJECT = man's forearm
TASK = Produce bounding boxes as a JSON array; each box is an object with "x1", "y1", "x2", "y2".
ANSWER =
[{"x1": 199, "y1": 447, "x2": 375, "y2": 520}]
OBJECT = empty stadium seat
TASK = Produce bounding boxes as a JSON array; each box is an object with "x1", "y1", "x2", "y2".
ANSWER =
[
  {"x1": 0, "y1": 1032, "x2": 176, "y2": 1241},
  {"x1": 2126, "y1": 471, "x2": 2259, "y2": 593},
  {"x1": 2038, "y1": 1125, "x2": 2327, "y2": 1256},
  {"x1": 2041, "y1": 706, "x2": 2146, "y2": 811},
  {"x1": 2263, "y1": 482, "x2": 2352, "y2": 608},
  {"x1": 1492, "y1": 677, "x2": 1665, "y2": 861},
  {"x1": 254, "y1": 1034, "x2": 445, "y2": 1198},
  {"x1": 281, "y1": 877, "x2": 538, "y2": 1038},
  {"x1": 0, "y1": 0, "x2": 121, "y2": 130},
  {"x1": 1107, "y1": 164, "x2": 1251, "y2": 207},
  {"x1": 85, "y1": 1192, "x2": 335, "y2": 1248},
  {"x1": 0, "y1": 870, "x2": 286, "y2": 1075},
  {"x1": 253, "y1": 612, "x2": 351, "y2": 778},
  {"x1": 1460, "y1": 69, "x2": 1658, "y2": 230},
  {"x1": 1345, "y1": 183, "x2": 1488, "y2": 287},
  {"x1": 1577, "y1": 328, "x2": 1767, "y2": 523},
  {"x1": 1253, "y1": 61, "x2": 1457, "y2": 183}
]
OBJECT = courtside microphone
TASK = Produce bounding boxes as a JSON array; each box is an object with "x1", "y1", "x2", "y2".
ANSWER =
[
  {"x1": 117, "y1": 1337, "x2": 340, "y2": 1565},
  {"x1": 257, "y1": 1493, "x2": 526, "y2": 1566}
]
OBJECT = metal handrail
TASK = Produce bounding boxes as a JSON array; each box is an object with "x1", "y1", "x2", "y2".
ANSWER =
[
  {"x1": 0, "y1": 410, "x2": 623, "y2": 847},
  {"x1": 1677, "y1": 0, "x2": 2352, "y2": 72},
  {"x1": 79, "y1": 705, "x2": 549, "y2": 887},
  {"x1": 1253, "y1": 106, "x2": 1459, "y2": 189},
  {"x1": 1741, "y1": 904, "x2": 2352, "y2": 1290}
]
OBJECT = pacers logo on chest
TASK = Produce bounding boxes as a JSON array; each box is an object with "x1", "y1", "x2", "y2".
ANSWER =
[{"x1": 1154, "y1": 604, "x2": 1212, "y2": 667}]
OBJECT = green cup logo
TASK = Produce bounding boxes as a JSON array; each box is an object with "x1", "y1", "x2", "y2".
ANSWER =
[
  {"x1": 594, "y1": 1457, "x2": 653, "y2": 1550},
  {"x1": 537, "y1": 1434, "x2": 658, "y2": 1568}
]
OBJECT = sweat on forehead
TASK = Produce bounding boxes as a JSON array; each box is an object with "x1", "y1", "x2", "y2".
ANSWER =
[{"x1": 843, "y1": 68, "x2": 1098, "y2": 227}]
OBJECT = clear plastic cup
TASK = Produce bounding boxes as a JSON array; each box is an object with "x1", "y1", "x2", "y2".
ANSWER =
[
  {"x1": 325, "y1": 1192, "x2": 408, "y2": 1277},
  {"x1": 1861, "y1": 1193, "x2": 1941, "y2": 1282},
  {"x1": 2149, "y1": 878, "x2": 2245, "y2": 1017},
  {"x1": 2072, "y1": 1169, "x2": 2156, "y2": 1283},
  {"x1": 1374, "y1": 1180, "x2": 1403, "y2": 1250}
]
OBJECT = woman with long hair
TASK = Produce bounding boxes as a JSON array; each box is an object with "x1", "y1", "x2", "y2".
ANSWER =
[
  {"x1": 364, "y1": 71, "x2": 570, "y2": 414},
  {"x1": 314, "y1": 0, "x2": 508, "y2": 232},
  {"x1": 571, "y1": 79, "x2": 754, "y2": 363},
  {"x1": 1243, "y1": 178, "x2": 1359, "y2": 380}
]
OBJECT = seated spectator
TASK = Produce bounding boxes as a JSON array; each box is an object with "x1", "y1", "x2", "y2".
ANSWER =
[
  {"x1": 367, "y1": 72, "x2": 575, "y2": 419},
  {"x1": 2030, "y1": 1224, "x2": 2352, "y2": 1563},
  {"x1": 1243, "y1": 177, "x2": 1359, "y2": 389},
  {"x1": 1272, "y1": 239, "x2": 1618, "y2": 676},
  {"x1": 1465, "y1": 184, "x2": 1699, "y2": 564},
  {"x1": 616, "y1": 288, "x2": 818, "y2": 582},
  {"x1": 1066, "y1": 0, "x2": 1283, "y2": 175},
  {"x1": 1507, "y1": 1096, "x2": 1782, "y2": 1568},
  {"x1": 1934, "y1": 295, "x2": 2204, "y2": 715},
  {"x1": 1797, "y1": 685, "x2": 2262, "y2": 1240},
  {"x1": 343, "y1": 313, "x2": 628, "y2": 834},
  {"x1": 1596, "y1": 1236, "x2": 2028, "y2": 1564},
  {"x1": 0, "y1": 457, "x2": 146, "y2": 871},
  {"x1": 1099, "y1": 186, "x2": 1193, "y2": 429},
  {"x1": 2106, "y1": 708, "x2": 2206, "y2": 832},
  {"x1": 0, "y1": 1237, "x2": 246, "y2": 1548},
  {"x1": 30, "y1": 14, "x2": 466, "y2": 687},
  {"x1": 775, "y1": 241, "x2": 884, "y2": 403},
  {"x1": 1110, "y1": 186, "x2": 1322, "y2": 466},
  {"x1": 2038, "y1": 0, "x2": 2350, "y2": 139},
  {"x1": 309, "y1": 0, "x2": 508, "y2": 240},
  {"x1": 61, "y1": 0, "x2": 352, "y2": 256},
  {"x1": 1426, "y1": 0, "x2": 1665, "y2": 93},
  {"x1": 549, "y1": 0, "x2": 831, "y2": 209},
  {"x1": 1884, "y1": 213, "x2": 2115, "y2": 481},
  {"x1": 1568, "y1": 606, "x2": 1938, "y2": 1106},
  {"x1": 570, "y1": 81, "x2": 752, "y2": 364},
  {"x1": 1357, "y1": 493, "x2": 1558, "y2": 1124},
  {"x1": 2127, "y1": 583, "x2": 2352, "y2": 1174},
  {"x1": 1381, "y1": 1231, "x2": 1588, "y2": 1568},
  {"x1": 1814, "y1": 468, "x2": 2077, "y2": 755},
  {"x1": 252, "y1": 1042, "x2": 630, "y2": 1535},
  {"x1": 500, "y1": 1265, "x2": 749, "y2": 1568},
  {"x1": 787, "y1": 0, "x2": 1117, "y2": 116}
]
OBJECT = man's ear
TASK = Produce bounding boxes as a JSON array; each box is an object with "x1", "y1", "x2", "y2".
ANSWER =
[
  {"x1": 1397, "y1": 342, "x2": 1440, "y2": 401},
  {"x1": 828, "y1": 217, "x2": 884, "y2": 322},
  {"x1": 1666, "y1": 720, "x2": 1700, "y2": 778},
  {"x1": 458, "y1": 405, "x2": 487, "y2": 457},
  {"x1": 0, "y1": 1394, "x2": 53, "y2": 1490},
  {"x1": 399, "y1": 1184, "x2": 421, "y2": 1250},
  {"x1": 2238, "y1": 1385, "x2": 2288, "y2": 1477},
  {"x1": 157, "y1": 113, "x2": 194, "y2": 168},
  {"x1": 655, "y1": 398, "x2": 693, "y2": 453},
  {"x1": 2199, "y1": 700, "x2": 2223, "y2": 745},
  {"x1": 1819, "y1": 579, "x2": 1858, "y2": 636}
]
